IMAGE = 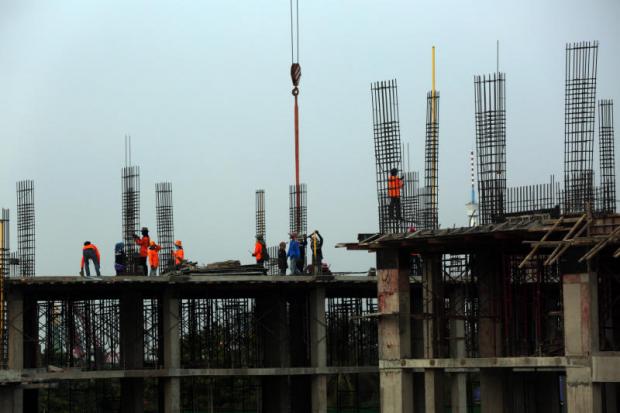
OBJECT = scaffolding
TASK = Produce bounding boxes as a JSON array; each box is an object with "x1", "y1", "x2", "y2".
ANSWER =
[
  {"x1": 16, "y1": 180, "x2": 35, "y2": 277},
  {"x1": 564, "y1": 41, "x2": 598, "y2": 214},
  {"x1": 326, "y1": 298, "x2": 378, "y2": 366},
  {"x1": 156, "y1": 182, "x2": 175, "y2": 274},
  {"x1": 423, "y1": 91, "x2": 440, "y2": 230},
  {"x1": 371, "y1": 79, "x2": 406, "y2": 234},
  {"x1": 122, "y1": 166, "x2": 140, "y2": 275},
  {"x1": 474, "y1": 73, "x2": 506, "y2": 224},
  {"x1": 598, "y1": 99, "x2": 616, "y2": 213}
]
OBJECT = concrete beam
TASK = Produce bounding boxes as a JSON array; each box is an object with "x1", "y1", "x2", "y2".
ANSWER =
[{"x1": 381, "y1": 356, "x2": 575, "y2": 369}]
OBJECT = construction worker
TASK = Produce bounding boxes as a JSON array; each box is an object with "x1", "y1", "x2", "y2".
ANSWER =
[
  {"x1": 132, "y1": 227, "x2": 150, "y2": 275},
  {"x1": 297, "y1": 234, "x2": 307, "y2": 274},
  {"x1": 309, "y1": 230, "x2": 324, "y2": 275},
  {"x1": 251, "y1": 235, "x2": 267, "y2": 265},
  {"x1": 388, "y1": 168, "x2": 404, "y2": 220},
  {"x1": 173, "y1": 240, "x2": 184, "y2": 268},
  {"x1": 114, "y1": 242, "x2": 126, "y2": 275},
  {"x1": 287, "y1": 232, "x2": 301, "y2": 275},
  {"x1": 278, "y1": 241, "x2": 288, "y2": 275},
  {"x1": 80, "y1": 241, "x2": 101, "y2": 277},
  {"x1": 147, "y1": 240, "x2": 162, "y2": 276}
]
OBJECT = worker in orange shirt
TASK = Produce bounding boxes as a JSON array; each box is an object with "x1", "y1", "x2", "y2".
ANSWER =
[
  {"x1": 147, "y1": 240, "x2": 162, "y2": 276},
  {"x1": 173, "y1": 240, "x2": 184, "y2": 268},
  {"x1": 251, "y1": 234, "x2": 267, "y2": 265},
  {"x1": 80, "y1": 241, "x2": 101, "y2": 277},
  {"x1": 132, "y1": 227, "x2": 150, "y2": 275},
  {"x1": 388, "y1": 168, "x2": 404, "y2": 220}
]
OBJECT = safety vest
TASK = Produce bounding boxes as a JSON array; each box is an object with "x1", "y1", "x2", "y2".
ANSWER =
[{"x1": 388, "y1": 175, "x2": 403, "y2": 198}]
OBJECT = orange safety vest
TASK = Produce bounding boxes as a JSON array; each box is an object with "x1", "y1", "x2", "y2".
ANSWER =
[
  {"x1": 147, "y1": 245, "x2": 161, "y2": 268},
  {"x1": 81, "y1": 244, "x2": 101, "y2": 268},
  {"x1": 136, "y1": 236, "x2": 150, "y2": 257},
  {"x1": 388, "y1": 175, "x2": 403, "y2": 198},
  {"x1": 254, "y1": 242, "x2": 263, "y2": 261},
  {"x1": 173, "y1": 249, "x2": 184, "y2": 265}
]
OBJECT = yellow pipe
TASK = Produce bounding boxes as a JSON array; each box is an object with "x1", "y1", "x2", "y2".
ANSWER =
[{"x1": 431, "y1": 46, "x2": 437, "y2": 223}]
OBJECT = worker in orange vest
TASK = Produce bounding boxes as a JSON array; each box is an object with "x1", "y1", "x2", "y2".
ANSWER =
[
  {"x1": 80, "y1": 241, "x2": 101, "y2": 277},
  {"x1": 173, "y1": 240, "x2": 184, "y2": 267},
  {"x1": 252, "y1": 234, "x2": 267, "y2": 265},
  {"x1": 132, "y1": 227, "x2": 150, "y2": 275},
  {"x1": 388, "y1": 168, "x2": 404, "y2": 220},
  {"x1": 147, "y1": 240, "x2": 162, "y2": 276}
]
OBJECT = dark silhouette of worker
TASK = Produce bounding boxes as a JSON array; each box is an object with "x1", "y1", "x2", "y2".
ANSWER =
[
  {"x1": 388, "y1": 168, "x2": 404, "y2": 220},
  {"x1": 309, "y1": 230, "x2": 324, "y2": 275},
  {"x1": 80, "y1": 241, "x2": 101, "y2": 277},
  {"x1": 133, "y1": 227, "x2": 150, "y2": 275}
]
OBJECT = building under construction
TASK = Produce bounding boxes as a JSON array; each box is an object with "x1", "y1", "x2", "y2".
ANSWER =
[{"x1": 0, "y1": 41, "x2": 618, "y2": 413}]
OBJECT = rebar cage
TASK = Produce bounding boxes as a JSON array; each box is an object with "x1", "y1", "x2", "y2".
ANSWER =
[
  {"x1": 371, "y1": 79, "x2": 407, "y2": 234},
  {"x1": 155, "y1": 182, "x2": 175, "y2": 274},
  {"x1": 474, "y1": 73, "x2": 506, "y2": 225},
  {"x1": 122, "y1": 166, "x2": 140, "y2": 275},
  {"x1": 598, "y1": 99, "x2": 616, "y2": 213},
  {"x1": 564, "y1": 41, "x2": 598, "y2": 214},
  {"x1": 423, "y1": 91, "x2": 440, "y2": 230},
  {"x1": 17, "y1": 180, "x2": 35, "y2": 277}
]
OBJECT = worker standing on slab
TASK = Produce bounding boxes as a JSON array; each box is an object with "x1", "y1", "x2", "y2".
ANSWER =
[
  {"x1": 278, "y1": 242, "x2": 288, "y2": 275},
  {"x1": 80, "y1": 241, "x2": 101, "y2": 277},
  {"x1": 133, "y1": 227, "x2": 150, "y2": 275},
  {"x1": 173, "y1": 240, "x2": 184, "y2": 268},
  {"x1": 147, "y1": 240, "x2": 162, "y2": 276},
  {"x1": 251, "y1": 235, "x2": 267, "y2": 265},
  {"x1": 388, "y1": 168, "x2": 404, "y2": 220},
  {"x1": 287, "y1": 233, "x2": 301, "y2": 275},
  {"x1": 114, "y1": 242, "x2": 126, "y2": 275},
  {"x1": 309, "y1": 230, "x2": 324, "y2": 275}
]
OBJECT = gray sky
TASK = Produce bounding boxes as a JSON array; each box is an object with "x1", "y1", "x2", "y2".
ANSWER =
[{"x1": 0, "y1": 0, "x2": 618, "y2": 275}]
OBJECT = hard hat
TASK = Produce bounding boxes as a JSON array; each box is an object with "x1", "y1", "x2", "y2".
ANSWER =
[{"x1": 174, "y1": 240, "x2": 182, "y2": 247}]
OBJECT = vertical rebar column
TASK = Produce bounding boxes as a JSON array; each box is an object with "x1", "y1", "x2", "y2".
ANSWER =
[
  {"x1": 156, "y1": 182, "x2": 175, "y2": 274},
  {"x1": 474, "y1": 73, "x2": 506, "y2": 224},
  {"x1": 289, "y1": 183, "x2": 307, "y2": 236},
  {"x1": 255, "y1": 190, "x2": 266, "y2": 241},
  {"x1": 401, "y1": 171, "x2": 420, "y2": 228},
  {"x1": 0, "y1": 209, "x2": 8, "y2": 279},
  {"x1": 17, "y1": 180, "x2": 35, "y2": 277},
  {"x1": 598, "y1": 99, "x2": 616, "y2": 213},
  {"x1": 423, "y1": 91, "x2": 440, "y2": 229},
  {"x1": 122, "y1": 166, "x2": 140, "y2": 275},
  {"x1": 371, "y1": 79, "x2": 405, "y2": 233},
  {"x1": 564, "y1": 41, "x2": 598, "y2": 213}
]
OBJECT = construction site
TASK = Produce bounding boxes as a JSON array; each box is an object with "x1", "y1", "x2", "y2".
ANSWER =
[{"x1": 0, "y1": 2, "x2": 619, "y2": 413}]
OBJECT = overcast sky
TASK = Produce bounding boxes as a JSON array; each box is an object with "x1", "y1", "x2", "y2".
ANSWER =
[{"x1": 0, "y1": 0, "x2": 618, "y2": 275}]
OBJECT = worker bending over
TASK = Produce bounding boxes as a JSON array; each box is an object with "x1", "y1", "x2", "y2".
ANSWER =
[
  {"x1": 173, "y1": 240, "x2": 184, "y2": 268},
  {"x1": 133, "y1": 227, "x2": 150, "y2": 275},
  {"x1": 147, "y1": 240, "x2": 162, "y2": 276},
  {"x1": 80, "y1": 241, "x2": 101, "y2": 277},
  {"x1": 388, "y1": 168, "x2": 404, "y2": 220}
]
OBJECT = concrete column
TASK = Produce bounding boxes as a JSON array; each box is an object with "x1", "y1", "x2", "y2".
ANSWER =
[
  {"x1": 475, "y1": 252, "x2": 505, "y2": 413},
  {"x1": 309, "y1": 287, "x2": 327, "y2": 413},
  {"x1": 377, "y1": 248, "x2": 413, "y2": 413},
  {"x1": 120, "y1": 292, "x2": 144, "y2": 413},
  {"x1": 422, "y1": 254, "x2": 444, "y2": 413},
  {"x1": 563, "y1": 272, "x2": 602, "y2": 413},
  {"x1": 256, "y1": 293, "x2": 290, "y2": 413},
  {"x1": 2, "y1": 289, "x2": 24, "y2": 413},
  {"x1": 289, "y1": 295, "x2": 311, "y2": 413},
  {"x1": 449, "y1": 288, "x2": 467, "y2": 413},
  {"x1": 162, "y1": 288, "x2": 180, "y2": 413}
]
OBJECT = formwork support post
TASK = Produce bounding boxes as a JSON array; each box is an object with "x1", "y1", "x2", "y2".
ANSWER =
[
  {"x1": 120, "y1": 291, "x2": 145, "y2": 413},
  {"x1": 563, "y1": 272, "x2": 602, "y2": 413},
  {"x1": 162, "y1": 288, "x2": 180, "y2": 413},
  {"x1": 377, "y1": 248, "x2": 413, "y2": 413},
  {"x1": 449, "y1": 287, "x2": 467, "y2": 413},
  {"x1": 310, "y1": 286, "x2": 327, "y2": 413},
  {"x1": 422, "y1": 254, "x2": 445, "y2": 412}
]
